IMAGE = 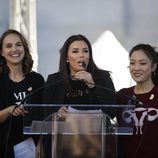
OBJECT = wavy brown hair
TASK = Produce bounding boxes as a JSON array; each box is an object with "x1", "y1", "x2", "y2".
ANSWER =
[{"x1": 0, "y1": 29, "x2": 33, "y2": 75}]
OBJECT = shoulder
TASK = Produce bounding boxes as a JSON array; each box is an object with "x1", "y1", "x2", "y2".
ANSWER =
[
  {"x1": 27, "y1": 71, "x2": 45, "y2": 82},
  {"x1": 0, "y1": 72, "x2": 4, "y2": 79},
  {"x1": 152, "y1": 84, "x2": 158, "y2": 92},
  {"x1": 45, "y1": 72, "x2": 64, "y2": 89},
  {"x1": 29, "y1": 71, "x2": 43, "y2": 77},
  {"x1": 0, "y1": 72, "x2": 8, "y2": 82},
  {"x1": 46, "y1": 72, "x2": 63, "y2": 83},
  {"x1": 95, "y1": 69, "x2": 111, "y2": 78},
  {"x1": 117, "y1": 87, "x2": 134, "y2": 104},
  {"x1": 154, "y1": 84, "x2": 158, "y2": 88},
  {"x1": 0, "y1": 71, "x2": 7, "y2": 77},
  {"x1": 118, "y1": 87, "x2": 134, "y2": 95},
  {"x1": 47, "y1": 72, "x2": 61, "y2": 80},
  {"x1": 97, "y1": 69, "x2": 110, "y2": 74},
  {"x1": 96, "y1": 69, "x2": 113, "y2": 83}
]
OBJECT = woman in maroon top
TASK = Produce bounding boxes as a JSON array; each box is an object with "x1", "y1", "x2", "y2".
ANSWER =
[{"x1": 117, "y1": 44, "x2": 158, "y2": 158}]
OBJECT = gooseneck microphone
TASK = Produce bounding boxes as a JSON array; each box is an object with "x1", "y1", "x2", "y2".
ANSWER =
[
  {"x1": 71, "y1": 75, "x2": 143, "y2": 106},
  {"x1": 77, "y1": 61, "x2": 142, "y2": 106},
  {"x1": 21, "y1": 62, "x2": 86, "y2": 105},
  {"x1": 20, "y1": 73, "x2": 142, "y2": 107},
  {"x1": 20, "y1": 78, "x2": 64, "y2": 105}
]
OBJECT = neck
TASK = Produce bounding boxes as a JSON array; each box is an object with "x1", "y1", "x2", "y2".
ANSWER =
[
  {"x1": 8, "y1": 65, "x2": 24, "y2": 82},
  {"x1": 134, "y1": 80, "x2": 154, "y2": 94}
]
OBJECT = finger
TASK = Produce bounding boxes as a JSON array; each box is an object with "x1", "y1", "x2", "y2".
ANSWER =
[
  {"x1": 13, "y1": 107, "x2": 28, "y2": 116},
  {"x1": 19, "y1": 106, "x2": 29, "y2": 114},
  {"x1": 24, "y1": 109, "x2": 29, "y2": 114},
  {"x1": 61, "y1": 106, "x2": 68, "y2": 112},
  {"x1": 12, "y1": 110, "x2": 19, "y2": 116}
]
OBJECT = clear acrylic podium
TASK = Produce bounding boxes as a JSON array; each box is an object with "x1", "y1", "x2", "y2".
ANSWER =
[{"x1": 23, "y1": 104, "x2": 134, "y2": 158}]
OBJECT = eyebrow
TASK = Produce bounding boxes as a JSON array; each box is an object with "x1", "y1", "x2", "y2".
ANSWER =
[
  {"x1": 71, "y1": 47, "x2": 88, "y2": 50},
  {"x1": 5, "y1": 41, "x2": 22, "y2": 45},
  {"x1": 82, "y1": 47, "x2": 88, "y2": 50},
  {"x1": 130, "y1": 59, "x2": 148, "y2": 62}
]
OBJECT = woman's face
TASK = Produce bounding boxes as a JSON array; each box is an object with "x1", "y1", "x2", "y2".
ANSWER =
[
  {"x1": 67, "y1": 40, "x2": 90, "y2": 75},
  {"x1": 1, "y1": 33, "x2": 25, "y2": 66},
  {"x1": 129, "y1": 50, "x2": 156, "y2": 84}
]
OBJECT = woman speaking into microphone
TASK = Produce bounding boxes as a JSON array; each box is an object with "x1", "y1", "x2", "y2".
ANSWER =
[
  {"x1": 44, "y1": 34, "x2": 116, "y2": 113},
  {"x1": 43, "y1": 34, "x2": 116, "y2": 158}
]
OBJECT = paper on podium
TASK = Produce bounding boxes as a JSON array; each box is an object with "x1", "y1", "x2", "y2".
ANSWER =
[
  {"x1": 14, "y1": 137, "x2": 35, "y2": 158},
  {"x1": 66, "y1": 106, "x2": 103, "y2": 134},
  {"x1": 68, "y1": 106, "x2": 102, "y2": 113}
]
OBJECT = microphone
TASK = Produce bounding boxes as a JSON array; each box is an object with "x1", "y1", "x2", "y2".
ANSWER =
[
  {"x1": 71, "y1": 76, "x2": 143, "y2": 106},
  {"x1": 21, "y1": 73, "x2": 142, "y2": 107},
  {"x1": 20, "y1": 78, "x2": 64, "y2": 105},
  {"x1": 131, "y1": 95, "x2": 143, "y2": 105},
  {"x1": 23, "y1": 62, "x2": 85, "y2": 104},
  {"x1": 82, "y1": 61, "x2": 86, "y2": 69}
]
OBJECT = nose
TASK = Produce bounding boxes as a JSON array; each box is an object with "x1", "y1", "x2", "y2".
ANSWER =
[
  {"x1": 78, "y1": 50, "x2": 85, "y2": 58},
  {"x1": 12, "y1": 45, "x2": 17, "y2": 51},
  {"x1": 133, "y1": 63, "x2": 141, "y2": 70}
]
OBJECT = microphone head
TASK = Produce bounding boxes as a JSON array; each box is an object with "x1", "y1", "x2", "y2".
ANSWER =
[
  {"x1": 129, "y1": 95, "x2": 143, "y2": 106},
  {"x1": 82, "y1": 61, "x2": 86, "y2": 69}
]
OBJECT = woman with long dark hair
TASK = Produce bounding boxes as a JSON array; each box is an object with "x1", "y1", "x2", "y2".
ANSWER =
[
  {"x1": 44, "y1": 34, "x2": 116, "y2": 109},
  {"x1": 43, "y1": 34, "x2": 116, "y2": 158}
]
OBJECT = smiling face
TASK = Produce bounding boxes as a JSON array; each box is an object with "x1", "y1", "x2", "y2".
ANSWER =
[
  {"x1": 1, "y1": 33, "x2": 25, "y2": 67},
  {"x1": 67, "y1": 40, "x2": 90, "y2": 75},
  {"x1": 129, "y1": 50, "x2": 157, "y2": 84}
]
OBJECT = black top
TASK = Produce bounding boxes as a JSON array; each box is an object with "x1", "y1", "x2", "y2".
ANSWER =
[
  {"x1": 0, "y1": 71, "x2": 45, "y2": 158},
  {"x1": 43, "y1": 70, "x2": 116, "y2": 158},
  {"x1": 43, "y1": 70, "x2": 116, "y2": 115}
]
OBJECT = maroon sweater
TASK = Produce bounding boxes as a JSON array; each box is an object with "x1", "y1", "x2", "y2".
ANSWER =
[{"x1": 117, "y1": 85, "x2": 158, "y2": 158}]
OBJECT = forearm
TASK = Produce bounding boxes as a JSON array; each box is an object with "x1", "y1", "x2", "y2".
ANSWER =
[{"x1": 0, "y1": 106, "x2": 13, "y2": 123}]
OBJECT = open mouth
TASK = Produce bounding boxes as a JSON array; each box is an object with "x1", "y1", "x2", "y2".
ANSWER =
[{"x1": 78, "y1": 61, "x2": 84, "y2": 66}]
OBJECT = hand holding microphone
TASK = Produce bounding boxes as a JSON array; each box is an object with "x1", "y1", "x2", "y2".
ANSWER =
[
  {"x1": 12, "y1": 105, "x2": 29, "y2": 116},
  {"x1": 73, "y1": 61, "x2": 95, "y2": 88}
]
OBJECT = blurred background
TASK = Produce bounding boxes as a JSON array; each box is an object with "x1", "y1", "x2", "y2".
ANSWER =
[{"x1": 1, "y1": 0, "x2": 158, "y2": 90}]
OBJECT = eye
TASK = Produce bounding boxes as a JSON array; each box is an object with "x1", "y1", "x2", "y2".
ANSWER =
[
  {"x1": 83, "y1": 49, "x2": 89, "y2": 53},
  {"x1": 72, "y1": 50, "x2": 78, "y2": 53},
  {"x1": 71, "y1": 48, "x2": 78, "y2": 53},
  {"x1": 140, "y1": 62, "x2": 147, "y2": 65},
  {"x1": 130, "y1": 61, "x2": 135, "y2": 65},
  {"x1": 16, "y1": 42, "x2": 23, "y2": 47},
  {"x1": 82, "y1": 48, "x2": 89, "y2": 53},
  {"x1": 5, "y1": 44, "x2": 12, "y2": 48}
]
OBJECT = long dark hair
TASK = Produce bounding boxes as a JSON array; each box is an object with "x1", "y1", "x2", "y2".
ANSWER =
[
  {"x1": 59, "y1": 34, "x2": 99, "y2": 90},
  {"x1": 129, "y1": 44, "x2": 158, "y2": 84},
  {"x1": 0, "y1": 29, "x2": 33, "y2": 75}
]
